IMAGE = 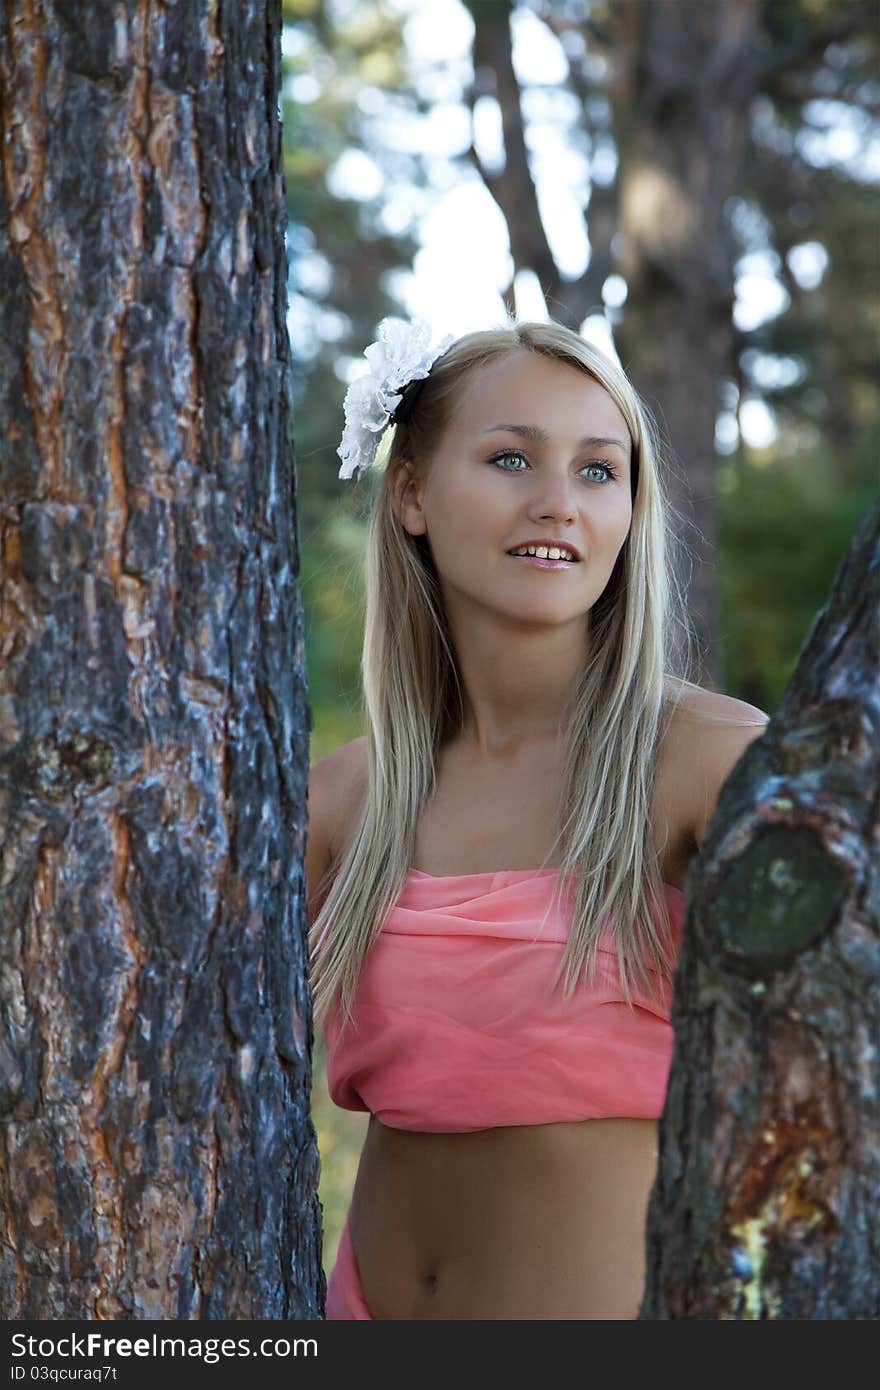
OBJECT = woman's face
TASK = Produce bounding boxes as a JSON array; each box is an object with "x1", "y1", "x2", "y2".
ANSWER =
[{"x1": 395, "y1": 349, "x2": 634, "y2": 629}]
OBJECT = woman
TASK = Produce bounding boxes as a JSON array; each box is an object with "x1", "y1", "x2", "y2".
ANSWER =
[{"x1": 307, "y1": 316, "x2": 769, "y2": 1319}]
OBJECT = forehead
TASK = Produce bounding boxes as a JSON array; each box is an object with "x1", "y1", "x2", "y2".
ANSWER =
[{"x1": 450, "y1": 349, "x2": 631, "y2": 450}]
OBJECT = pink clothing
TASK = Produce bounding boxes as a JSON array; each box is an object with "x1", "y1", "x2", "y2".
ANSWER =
[{"x1": 323, "y1": 867, "x2": 685, "y2": 1133}]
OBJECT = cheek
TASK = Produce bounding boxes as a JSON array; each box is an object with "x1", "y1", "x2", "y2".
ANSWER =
[
  {"x1": 611, "y1": 496, "x2": 633, "y2": 540},
  {"x1": 588, "y1": 508, "x2": 631, "y2": 571},
  {"x1": 589, "y1": 495, "x2": 631, "y2": 541}
]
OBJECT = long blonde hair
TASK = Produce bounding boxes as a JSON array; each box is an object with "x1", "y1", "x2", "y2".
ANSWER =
[{"x1": 310, "y1": 318, "x2": 704, "y2": 1039}]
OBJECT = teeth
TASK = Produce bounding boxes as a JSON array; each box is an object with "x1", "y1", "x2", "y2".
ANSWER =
[{"x1": 511, "y1": 545, "x2": 576, "y2": 561}]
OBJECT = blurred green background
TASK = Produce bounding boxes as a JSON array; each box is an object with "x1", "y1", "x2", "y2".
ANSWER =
[{"x1": 282, "y1": 0, "x2": 879, "y2": 1279}]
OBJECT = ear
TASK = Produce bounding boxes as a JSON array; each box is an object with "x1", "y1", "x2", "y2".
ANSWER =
[{"x1": 389, "y1": 457, "x2": 428, "y2": 539}]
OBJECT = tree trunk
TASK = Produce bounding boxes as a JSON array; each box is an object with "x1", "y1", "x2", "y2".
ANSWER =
[
  {"x1": 0, "y1": 0, "x2": 320, "y2": 1318},
  {"x1": 609, "y1": 0, "x2": 763, "y2": 690},
  {"x1": 466, "y1": 0, "x2": 574, "y2": 325},
  {"x1": 641, "y1": 499, "x2": 880, "y2": 1318}
]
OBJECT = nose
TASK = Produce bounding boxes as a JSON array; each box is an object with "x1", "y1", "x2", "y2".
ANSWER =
[{"x1": 528, "y1": 470, "x2": 578, "y2": 524}]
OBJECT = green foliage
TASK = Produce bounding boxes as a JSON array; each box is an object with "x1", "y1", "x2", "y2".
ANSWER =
[
  {"x1": 718, "y1": 446, "x2": 876, "y2": 709},
  {"x1": 281, "y1": 2, "x2": 421, "y2": 558},
  {"x1": 301, "y1": 505, "x2": 368, "y2": 762}
]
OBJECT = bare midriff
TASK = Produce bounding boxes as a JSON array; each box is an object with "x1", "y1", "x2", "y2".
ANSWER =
[{"x1": 348, "y1": 1112, "x2": 661, "y2": 1319}]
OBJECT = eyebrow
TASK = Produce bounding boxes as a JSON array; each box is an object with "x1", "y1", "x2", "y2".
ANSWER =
[{"x1": 481, "y1": 423, "x2": 631, "y2": 455}]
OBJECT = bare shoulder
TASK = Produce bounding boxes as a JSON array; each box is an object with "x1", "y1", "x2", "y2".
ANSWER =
[
  {"x1": 664, "y1": 677, "x2": 770, "y2": 851},
  {"x1": 306, "y1": 735, "x2": 368, "y2": 922}
]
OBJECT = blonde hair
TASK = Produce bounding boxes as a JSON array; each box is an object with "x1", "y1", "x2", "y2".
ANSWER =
[{"x1": 310, "y1": 318, "x2": 709, "y2": 1040}]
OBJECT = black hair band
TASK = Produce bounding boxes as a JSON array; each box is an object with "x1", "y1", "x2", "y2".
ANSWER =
[{"x1": 390, "y1": 376, "x2": 427, "y2": 426}]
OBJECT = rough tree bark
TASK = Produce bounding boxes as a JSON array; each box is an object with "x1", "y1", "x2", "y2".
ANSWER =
[
  {"x1": 641, "y1": 499, "x2": 880, "y2": 1319},
  {"x1": 0, "y1": 2, "x2": 320, "y2": 1318}
]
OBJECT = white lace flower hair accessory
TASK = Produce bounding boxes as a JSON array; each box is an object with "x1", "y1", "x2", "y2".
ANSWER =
[{"x1": 337, "y1": 316, "x2": 456, "y2": 481}]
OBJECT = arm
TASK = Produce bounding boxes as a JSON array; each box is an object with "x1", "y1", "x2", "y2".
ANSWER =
[
  {"x1": 305, "y1": 735, "x2": 367, "y2": 925},
  {"x1": 305, "y1": 752, "x2": 341, "y2": 927}
]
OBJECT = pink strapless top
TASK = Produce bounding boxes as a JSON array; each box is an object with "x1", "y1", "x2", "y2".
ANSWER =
[{"x1": 323, "y1": 867, "x2": 685, "y2": 1133}]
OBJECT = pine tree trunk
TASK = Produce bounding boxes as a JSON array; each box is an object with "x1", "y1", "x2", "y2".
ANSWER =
[
  {"x1": 0, "y1": 1, "x2": 320, "y2": 1318},
  {"x1": 641, "y1": 500, "x2": 880, "y2": 1318},
  {"x1": 610, "y1": 0, "x2": 763, "y2": 690}
]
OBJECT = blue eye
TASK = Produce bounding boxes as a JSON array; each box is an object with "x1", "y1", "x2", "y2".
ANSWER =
[
  {"x1": 489, "y1": 450, "x2": 529, "y2": 471},
  {"x1": 488, "y1": 450, "x2": 618, "y2": 484}
]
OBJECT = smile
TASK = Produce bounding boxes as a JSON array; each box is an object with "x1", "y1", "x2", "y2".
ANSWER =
[{"x1": 508, "y1": 554, "x2": 577, "y2": 571}]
